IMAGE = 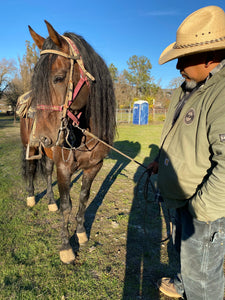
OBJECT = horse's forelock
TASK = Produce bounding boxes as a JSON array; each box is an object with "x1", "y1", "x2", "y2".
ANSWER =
[{"x1": 31, "y1": 38, "x2": 59, "y2": 106}]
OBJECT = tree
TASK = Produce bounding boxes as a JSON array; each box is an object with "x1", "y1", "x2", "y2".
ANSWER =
[
  {"x1": 168, "y1": 76, "x2": 184, "y2": 89},
  {"x1": 108, "y1": 63, "x2": 118, "y2": 83},
  {"x1": 4, "y1": 77, "x2": 23, "y2": 122},
  {"x1": 18, "y1": 40, "x2": 39, "y2": 92},
  {"x1": 0, "y1": 58, "x2": 16, "y2": 98},
  {"x1": 149, "y1": 83, "x2": 161, "y2": 99},
  {"x1": 114, "y1": 73, "x2": 136, "y2": 108},
  {"x1": 123, "y1": 55, "x2": 152, "y2": 96}
]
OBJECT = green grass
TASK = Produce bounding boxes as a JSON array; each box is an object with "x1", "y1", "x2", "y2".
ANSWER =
[
  {"x1": 0, "y1": 116, "x2": 178, "y2": 300},
  {"x1": 110, "y1": 124, "x2": 162, "y2": 173}
]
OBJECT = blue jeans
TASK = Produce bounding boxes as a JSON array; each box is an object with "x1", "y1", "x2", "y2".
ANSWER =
[{"x1": 172, "y1": 206, "x2": 225, "y2": 300}]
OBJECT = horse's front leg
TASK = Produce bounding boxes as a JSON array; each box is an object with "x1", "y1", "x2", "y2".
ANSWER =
[
  {"x1": 45, "y1": 157, "x2": 58, "y2": 212},
  {"x1": 76, "y1": 162, "x2": 103, "y2": 245},
  {"x1": 26, "y1": 159, "x2": 37, "y2": 207},
  {"x1": 56, "y1": 164, "x2": 74, "y2": 264},
  {"x1": 24, "y1": 146, "x2": 38, "y2": 207}
]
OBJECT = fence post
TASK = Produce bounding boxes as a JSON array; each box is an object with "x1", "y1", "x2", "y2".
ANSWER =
[{"x1": 153, "y1": 107, "x2": 155, "y2": 121}]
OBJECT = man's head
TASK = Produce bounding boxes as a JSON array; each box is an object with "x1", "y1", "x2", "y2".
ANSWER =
[
  {"x1": 176, "y1": 50, "x2": 225, "y2": 87},
  {"x1": 159, "y1": 6, "x2": 225, "y2": 65}
]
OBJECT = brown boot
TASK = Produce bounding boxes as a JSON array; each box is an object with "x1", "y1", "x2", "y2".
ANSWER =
[{"x1": 157, "y1": 277, "x2": 182, "y2": 298}]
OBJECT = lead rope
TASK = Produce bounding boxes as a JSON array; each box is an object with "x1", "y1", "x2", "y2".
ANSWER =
[{"x1": 74, "y1": 125, "x2": 147, "y2": 169}]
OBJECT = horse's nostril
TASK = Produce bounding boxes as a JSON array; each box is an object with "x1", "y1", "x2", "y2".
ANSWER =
[{"x1": 40, "y1": 136, "x2": 52, "y2": 147}]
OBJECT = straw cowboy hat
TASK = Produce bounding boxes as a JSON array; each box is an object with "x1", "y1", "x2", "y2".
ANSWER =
[{"x1": 159, "y1": 6, "x2": 225, "y2": 65}]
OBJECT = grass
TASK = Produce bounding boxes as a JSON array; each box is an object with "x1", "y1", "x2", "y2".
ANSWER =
[{"x1": 0, "y1": 115, "x2": 178, "y2": 300}]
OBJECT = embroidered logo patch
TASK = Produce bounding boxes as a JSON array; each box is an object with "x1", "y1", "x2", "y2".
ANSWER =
[
  {"x1": 184, "y1": 108, "x2": 195, "y2": 124},
  {"x1": 164, "y1": 158, "x2": 169, "y2": 166},
  {"x1": 219, "y1": 134, "x2": 225, "y2": 142}
]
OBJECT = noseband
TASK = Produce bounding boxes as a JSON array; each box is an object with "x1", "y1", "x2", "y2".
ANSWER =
[{"x1": 37, "y1": 36, "x2": 95, "y2": 146}]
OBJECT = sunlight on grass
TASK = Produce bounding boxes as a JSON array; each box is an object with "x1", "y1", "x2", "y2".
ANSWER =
[{"x1": 114, "y1": 123, "x2": 162, "y2": 168}]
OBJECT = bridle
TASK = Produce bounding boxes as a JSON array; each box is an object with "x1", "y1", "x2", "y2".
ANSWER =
[{"x1": 36, "y1": 35, "x2": 95, "y2": 146}]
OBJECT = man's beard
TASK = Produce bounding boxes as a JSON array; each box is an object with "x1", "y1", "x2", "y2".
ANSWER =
[{"x1": 183, "y1": 79, "x2": 198, "y2": 92}]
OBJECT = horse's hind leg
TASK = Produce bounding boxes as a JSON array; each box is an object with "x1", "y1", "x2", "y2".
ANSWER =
[
  {"x1": 76, "y1": 163, "x2": 103, "y2": 245},
  {"x1": 45, "y1": 157, "x2": 58, "y2": 212}
]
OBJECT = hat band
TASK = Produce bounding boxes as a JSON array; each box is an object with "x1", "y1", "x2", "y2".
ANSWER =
[{"x1": 174, "y1": 36, "x2": 225, "y2": 49}]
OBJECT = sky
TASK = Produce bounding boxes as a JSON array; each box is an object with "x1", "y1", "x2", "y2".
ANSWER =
[{"x1": 1, "y1": 0, "x2": 225, "y2": 88}]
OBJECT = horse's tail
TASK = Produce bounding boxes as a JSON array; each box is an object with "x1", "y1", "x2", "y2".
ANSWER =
[{"x1": 21, "y1": 145, "x2": 47, "y2": 180}]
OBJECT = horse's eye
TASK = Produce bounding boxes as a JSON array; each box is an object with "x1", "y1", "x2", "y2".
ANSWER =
[{"x1": 53, "y1": 75, "x2": 65, "y2": 84}]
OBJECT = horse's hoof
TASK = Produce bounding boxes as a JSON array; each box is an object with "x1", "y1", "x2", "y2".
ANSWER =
[
  {"x1": 60, "y1": 248, "x2": 76, "y2": 264},
  {"x1": 77, "y1": 232, "x2": 88, "y2": 245},
  {"x1": 27, "y1": 196, "x2": 36, "y2": 207},
  {"x1": 48, "y1": 203, "x2": 58, "y2": 212}
]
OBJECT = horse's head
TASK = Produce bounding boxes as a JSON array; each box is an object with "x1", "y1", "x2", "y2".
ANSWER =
[{"x1": 29, "y1": 21, "x2": 94, "y2": 147}]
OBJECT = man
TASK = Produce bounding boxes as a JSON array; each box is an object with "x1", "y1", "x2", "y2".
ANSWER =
[{"x1": 150, "y1": 6, "x2": 225, "y2": 299}]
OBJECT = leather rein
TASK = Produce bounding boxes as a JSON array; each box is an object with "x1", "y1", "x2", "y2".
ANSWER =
[{"x1": 36, "y1": 36, "x2": 95, "y2": 146}]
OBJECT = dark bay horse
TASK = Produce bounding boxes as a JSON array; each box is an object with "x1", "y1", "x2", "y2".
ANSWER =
[{"x1": 22, "y1": 21, "x2": 116, "y2": 264}]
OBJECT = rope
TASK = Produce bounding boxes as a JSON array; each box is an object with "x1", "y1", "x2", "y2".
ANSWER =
[{"x1": 74, "y1": 124, "x2": 147, "y2": 169}]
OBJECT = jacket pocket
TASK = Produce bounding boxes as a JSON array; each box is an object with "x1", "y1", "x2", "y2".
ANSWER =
[{"x1": 158, "y1": 151, "x2": 190, "y2": 201}]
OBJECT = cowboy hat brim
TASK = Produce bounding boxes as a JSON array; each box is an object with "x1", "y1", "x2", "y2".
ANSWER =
[{"x1": 159, "y1": 40, "x2": 225, "y2": 65}]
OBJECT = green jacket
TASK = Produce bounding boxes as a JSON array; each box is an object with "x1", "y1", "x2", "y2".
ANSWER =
[{"x1": 158, "y1": 66, "x2": 225, "y2": 221}]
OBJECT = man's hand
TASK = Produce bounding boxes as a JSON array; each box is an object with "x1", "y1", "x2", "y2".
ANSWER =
[{"x1": 147, "y1": 161, "x2": 159, "y2": 174}]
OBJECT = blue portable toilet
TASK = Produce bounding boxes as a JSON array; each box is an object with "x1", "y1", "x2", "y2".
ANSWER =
[{"x1": 133, "y1": 100, "x2": 149, "y2": 125}]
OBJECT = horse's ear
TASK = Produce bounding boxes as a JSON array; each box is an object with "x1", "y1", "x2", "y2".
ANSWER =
[
  {"x1": 44, "y1": 20, "x2": 62, "y2": 48},
  {"x1": 28, "y1": 26, "x2": 45, "y2": 50}
]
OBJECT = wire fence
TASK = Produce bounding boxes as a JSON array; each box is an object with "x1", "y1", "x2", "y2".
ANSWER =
[{"x1": 116, "y1": 108, "x2": 168, "y2": 124}]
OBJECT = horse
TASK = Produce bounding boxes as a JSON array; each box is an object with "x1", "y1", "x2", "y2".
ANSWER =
[{"x1": 22, "y1": 20, "x2": 116, "y2": 264}]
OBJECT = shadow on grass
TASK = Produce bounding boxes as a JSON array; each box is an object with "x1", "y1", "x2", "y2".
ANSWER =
[
  {"x1": 84, "y1": 140, "x2": 141, "y2": 238},
  {"x1": 0, "y1": 114, "x2": 19, "y2": 128},
  {"x1": 82, "y1": 140, "x2": 178, "y2": 299},
  {"x1": 122, "y1": 144, "x2": 178, "y2": 300}
]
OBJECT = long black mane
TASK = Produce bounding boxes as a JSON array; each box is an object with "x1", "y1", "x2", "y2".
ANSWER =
[{"x1": 31, "y1": 32, "x2": 116, "y2": 145}]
